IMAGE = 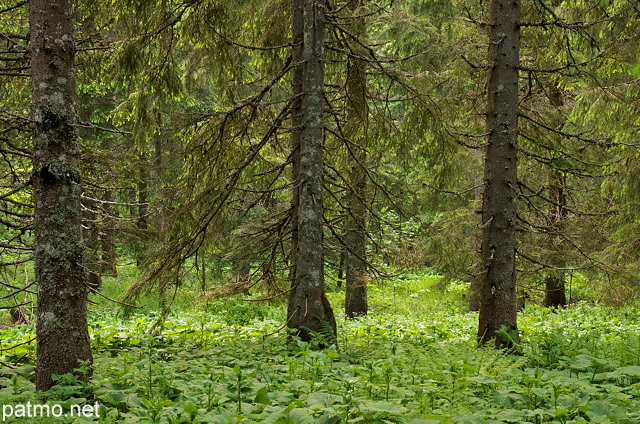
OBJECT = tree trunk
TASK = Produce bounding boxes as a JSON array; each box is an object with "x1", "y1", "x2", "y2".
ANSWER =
[
  {"x1": 153, "y1": 134, "x2": 170, "y2": 311},
  {"x1": 544, "y1": 272, "x2": 566, "y2": 307},
  {"x1": 287, "y1": 0, "x2": 337, "y2": 345},
  {"x1": 344, "y1": 0, "x2": 369, "y2": 319},
  {"x1": 544, "y1": 171, "x2": 567, "y2": 307},
  {"x1": 542, "y1": 84, "x2": 568, "y2": 308},
  {"x1": 477, "y1": 0, "x2": 521, "y2": 349},
  {"x1": 337, "y1": 248, "x2": 345, "y2": 287},
  {"x1": 31, "y1": 0, "x2": 93, "y2": 391},
  {"x1": 136, "y1": 153, "x2": 150, "y2": 267},
  {"x1": 289, "y1": 0, "x2": 303, "y2": 289},
  {"x1": 100, "y1": 138, "x2": 117, "y2": 275},
  {"x1": 469, "y1": 180, "x2": 484, "y2": 311},
  {"x1": 100, "y1": 189, "x2": 117, "y2": 275}
]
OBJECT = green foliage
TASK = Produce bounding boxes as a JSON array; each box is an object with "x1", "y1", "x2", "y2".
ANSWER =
[
  {"x1": 4, "y1": 273, "x2": 640, "y2": 422},
  {"x1": 197, "y1": 296, "x2": 274, "y2": 326}
]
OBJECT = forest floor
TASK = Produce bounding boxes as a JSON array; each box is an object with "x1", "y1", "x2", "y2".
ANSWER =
[{"x1": 1, "y1": 269, "x2": 640, "y2": 423}]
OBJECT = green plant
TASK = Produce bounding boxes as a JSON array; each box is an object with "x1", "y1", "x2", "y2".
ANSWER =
[{"x1": 4, "y1": 271, "x2": 640, "y2": 422}]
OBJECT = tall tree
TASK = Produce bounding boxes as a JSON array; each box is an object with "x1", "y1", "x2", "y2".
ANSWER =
[
  {"x1": 477, "y1": 0, "x2": 520, "y2": 348},
  {"x1": 539, "y1": 83, "x2": 568, "y2": 308},
  {"x1": 287, "y1": 0, "x2": 337, "y2": 344},
  {"x1": 344, "y1": 0, "x2": 369, "y2": 319},
  {"x1": 30, "y1": 0, "x2": 93, "y2": 390}
]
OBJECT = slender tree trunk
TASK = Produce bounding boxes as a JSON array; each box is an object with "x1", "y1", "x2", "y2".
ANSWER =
[
  {"x1": 337, "y1": 248, "x2": 345, "y2": 287},
  {"x1": 542, "y1": 84, "x2": 567, "y2": 308},
  {"x1": 82, "y1": 195, "x2": 99, "y2": 266},
  {"x1": 344, "y1": 0, "x2": 369, "y2": 319},
  {"x1": 31, "y1": 0, "x2": 93, "y2": 391},
  {"x1": 100, "y1": 138, "x2": 117, "y2": 275},
  {"x1": 544, "y1": 171, "x2": 567, "y2": 307},
  {"x1": 469, "y1": 179, "x2": 484, "y2": 311},
  {"x1": 199, "y1": 253, "x2": 207, "y2": 292},
  {"x1": 101, "y1": 186, "x2": 117, "y2": 275},
  {"x1": 135, "y1": 152, "x2": 150, "y2": 267},
  {"x1": 152, "y1": 134, "x2": 171, "y2": 312},
  {"x1": 477, "y1": 0, "x2": 521, "y2": 349},
  {"x1": 287, "y1": 0, "x2": 337, "y2": 345}
]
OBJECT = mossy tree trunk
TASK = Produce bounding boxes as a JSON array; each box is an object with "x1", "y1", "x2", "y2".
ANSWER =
[
  {"x1": 344, "y1": 0, "x2": 369, "y2": 319},
  {"x1": 287, "y1": 0, "x2": 337, "y2": 345},
  {"x1": 289, "y1": 0, "x2": 303, "y2": 292},
  {"x1": 31, "y1": 0, "x2": 93, "y2": 392},
  {"x1": 477, "y1": 0, "x2": 521, "y2": 349}
]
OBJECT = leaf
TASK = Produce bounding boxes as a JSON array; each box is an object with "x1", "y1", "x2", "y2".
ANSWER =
[
  {"x1": 358, "y1": 400, "x2": 403, "y2": 414},
  {"x1": 183, "y1": 401, "x2": 199, "y2": 416},
  {"x1": 585, "y1": 400, "x2": 628, "y2": 422},
  {"x1": 464, "y1": 376, "x2": 498, "y2": 385},
  {"x1": 97, "y1": 383, "x2": 136, "y2": 392},
  {"x1": 287, "y1": 408, "x2": 315, "y2": 424},
  {"x1": 407, "y1": 421, "x2": 446, "y2": 424},
  {"x1": 313, "y1": 412, "x2": 342, "y2": 424},
  {"x1": 452, "y1": 415, "x2": 487, "y2": 424},
  {"x1": 255, "y1": 386, "x2": 272, "y2": 405},
  {"x1": 489, "y1": 389, "x2": 528, "y2": 407},
  {"x1": 306, "y1": 392, "x2": 342, "y2": 410},
  {"x1": 98, "y1": 392, "x2": 128, "y2": 406},
  {"x1": 618, "y1": 365, "x2": 640, "y2": 377}
]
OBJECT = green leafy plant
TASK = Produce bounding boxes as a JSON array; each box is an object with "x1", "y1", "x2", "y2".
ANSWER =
[{"x1": 4, "y1": 271, "x2": 640, "y2": 422}]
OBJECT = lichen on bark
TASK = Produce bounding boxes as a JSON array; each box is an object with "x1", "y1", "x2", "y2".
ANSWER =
[{"x1": 30, "y1": 0, "x2": 93, "y2": 392}]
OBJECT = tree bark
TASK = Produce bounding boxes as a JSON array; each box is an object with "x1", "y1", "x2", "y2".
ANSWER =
[
  {"x1": 469, "y1": 180, "x2": 484, "y2": 311},
  {"x1": 542, "y1": 84, "x2": 568, "y2": 308},
  {"x1": 153, "y1": 134, "x2": 170, "y2": 311},
  {"x1": 100, "y1": 136, "x2": 117, "y2": 275},
  {"x1": 287, "y1": 0, "x2": 337, "y2": 345},
  {"x1": 289, "y1": 0, "x2": 303, "y2": 290},
  {"x1": 477, "y1": 0, "x2": 521, "y2": 349},
  {"x1": 344, "y1": 0, "x2": 369, "y2": 319},
  {"x1": 135, "y1": 152, "x2": 150, "y2": 267},
  {"x1": 544, "y1": 272, "x2": 566, "y2": 307},
  {"x1": 544, "y1": 171, "x2": 567, "y2": 307},
  {"x1": 31, "y1": 0, "x2": 93, "y2": 391}
]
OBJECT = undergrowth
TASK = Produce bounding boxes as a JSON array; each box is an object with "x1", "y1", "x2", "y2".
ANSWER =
[{"x1": 1, "y1": 270, "x2": 640, "y2": 423}]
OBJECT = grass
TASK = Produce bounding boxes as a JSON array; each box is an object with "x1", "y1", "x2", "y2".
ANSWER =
[{"x1": 1, "y1": 269, "x2": 640, "y2": 422}]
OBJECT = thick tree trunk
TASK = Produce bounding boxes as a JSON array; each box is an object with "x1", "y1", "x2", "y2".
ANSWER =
[
  {"x1": 31, "y1": 0, "x2": 93, "y2": 391},
  {"x1": 477, "y1": 0, "x2": 521, "y2": 349},
  {"x1": 287, "y1": 0, "x2": 337, "y2": 345},
  {"x1": 544, "y1": 272, "x2": 566, "y2": 307},
  {"x1": 289, "y1": 0, "x2": 303, "y2": 288},
  {"x1": 344, "y1": 0, "x2": 369, "y2": 319}
]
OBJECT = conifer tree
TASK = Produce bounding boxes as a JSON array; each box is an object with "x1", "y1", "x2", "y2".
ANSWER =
[
  {"x1": 343, "y1": 0, "x2": 369, "y2": 319},
  {"x1": 30, "y1": 0, "x2": 92, "y2": 390},
  {"x1": 477, "y1": 0, "x2": 521, "y2": 348},
  {"x1": 287, "y1": 0, "x2": 337, "y2": 344}
]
